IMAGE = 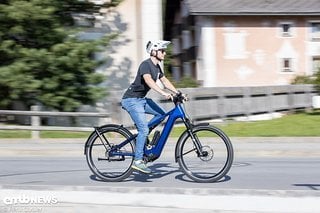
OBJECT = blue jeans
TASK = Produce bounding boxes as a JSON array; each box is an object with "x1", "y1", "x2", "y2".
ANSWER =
[{"x1": 121, "y1": 98, "x2": 165, "y2": 160}]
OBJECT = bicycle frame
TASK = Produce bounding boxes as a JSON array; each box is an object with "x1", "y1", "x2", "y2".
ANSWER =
[
  {"x1": 108, "y1": 102, "x2": 189, "y2": 161},
  {"x1": 85, "y1": 92, "x2": 233, "y2": 182}
]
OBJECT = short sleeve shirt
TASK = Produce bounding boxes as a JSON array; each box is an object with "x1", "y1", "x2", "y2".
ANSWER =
[{"x1": 122, "y1": 58, "x2": 164, "y2": 98}]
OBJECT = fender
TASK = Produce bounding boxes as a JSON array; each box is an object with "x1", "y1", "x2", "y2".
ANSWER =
[
  {"x1": 83, "y1": 124, "x2": 132, "y2": 154},
  {"x1": 174, "y1": 123, "x2": 210, "y2": 162}
]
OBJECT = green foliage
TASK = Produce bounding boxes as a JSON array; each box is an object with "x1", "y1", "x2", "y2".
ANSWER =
[
  {"x1": 172, "y1": 76, "x2": 199, "y2": 88},
  {"x1": 291, "y1": 75, "x2": 315, "y2": 85},
  {"x1": 0, "y1": 130, "x2": 31, "y2": 138},
  {"x1": 1, "y1": 110, "x2": 320, "y2": 138},
  {"x1": 165, "y1": 72, "x2": 199, "y2": 89},
  {"x1": 314, "y1": 71, "x2": 320, "y2": 94},
  {"x1": 0, "y1": 0, "x2": 121, "y2": 111},
  {"x1": 163, "y1": 45, "x2": 199, "y2": 88},
  {"x1": 291, "y1": 70, "x2": 320, "y2": 95},
  {"x1": 171, "y1": 110, "x2": 320, "y2": 137},
  {"x1": 40, "y1": 131, "x2": 89, "y2": 138},
  {"x1": 217, "y1": 111, "x2": 320, "y2": 137}
]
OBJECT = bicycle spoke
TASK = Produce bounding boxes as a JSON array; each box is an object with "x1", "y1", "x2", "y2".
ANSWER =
[
  {"x1": 86, "y1": 125, "x2": 134, "y2": 182},
  {"x1": 181, "y1": 148, "x2": 197, "y2": 157},
  {"x1": 95, "y1": 128, "x2": 117, "y2": 151},
  {"x1": 177, "y1": 125, "x2": 233, "y2": 182}
]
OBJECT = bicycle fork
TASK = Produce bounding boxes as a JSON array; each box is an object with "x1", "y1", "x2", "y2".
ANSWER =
[{"x1": 183, "y1": 119, "x2": 208, "y2": 158}]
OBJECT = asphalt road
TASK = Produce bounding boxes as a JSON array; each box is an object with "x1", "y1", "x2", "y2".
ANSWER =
[
  {"x1": 0, "y1": 156, "x2": 319, "y2": 191},
  {"x1": 0, "y1": 137, "x2": 320, "y2": 189},
  {"x1": 0, "y1": 138, "x2": 319, "y2": 212}
]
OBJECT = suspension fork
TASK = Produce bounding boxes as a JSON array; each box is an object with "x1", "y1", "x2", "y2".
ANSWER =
[{"x1": 183, "y1": 118, "x2": 205, "y2": 156}]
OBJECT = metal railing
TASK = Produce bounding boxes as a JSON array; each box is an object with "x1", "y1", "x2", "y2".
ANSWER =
[
  {"x1": 0, "y1": 106, "x2": 110, "y2": 139},
  {"x1": 109, "y1": 85, "x2": 317, "y2": 125},
  {"x1": 0, "y1": 84, "x2": 317, "y2": 139}
]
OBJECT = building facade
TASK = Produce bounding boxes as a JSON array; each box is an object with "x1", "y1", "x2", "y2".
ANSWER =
[
  {"x1": 88, "y1": 0, "x2": 164, "y2": 90},
  {"x1": 165, "y1": 0, "x2": 320, "y2": 87}
]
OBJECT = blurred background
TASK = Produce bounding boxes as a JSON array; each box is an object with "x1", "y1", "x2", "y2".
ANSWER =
[{"x1": 0, "y1": 0, "x2": 320, "y2": 133}]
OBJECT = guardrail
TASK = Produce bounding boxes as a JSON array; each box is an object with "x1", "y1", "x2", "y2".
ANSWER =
[
  {"x1": 109, "y1": 85, "x2": 317, "y2": 125},
  {"x1": 0, "y1": 85, "x2": 317, "y2": 139},
  {"x1": 0, "y1": 106, "x2": 110, "y2": 139}
]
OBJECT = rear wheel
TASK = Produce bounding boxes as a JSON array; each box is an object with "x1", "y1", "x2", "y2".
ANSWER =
[
  {"x1": 85, "y1": 125, "x2": 135, "y2": 182},
  {"x1": 176, "y1": 125, "x2": 233, "y2": 183}
]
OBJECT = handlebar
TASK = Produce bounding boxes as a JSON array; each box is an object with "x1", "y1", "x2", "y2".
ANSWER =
[{"x1": 172, "y1": 91, "x2": 188, "y2": 105}]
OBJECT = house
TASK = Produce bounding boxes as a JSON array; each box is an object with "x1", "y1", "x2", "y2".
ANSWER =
[
  {"x1": 164, "y1": 0, "x2": 320, "y2": 87},
  {"x1": 86, "y1": 0, "x2": 164, "y2": 90}
]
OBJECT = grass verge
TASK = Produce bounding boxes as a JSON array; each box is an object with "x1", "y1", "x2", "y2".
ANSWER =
[
  {"x1": 0, "y1": 110, "x2": 319, "y2": 138},
  {"x1": 171, "y1": 110, "x2": 320, "y2": 137}
]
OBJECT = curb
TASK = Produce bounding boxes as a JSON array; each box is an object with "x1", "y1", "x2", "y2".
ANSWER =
[
  {"x1": 1, "y1": 184, "x2": 320, "y2": 197},
  {"x1": 0, "y1": 137, "x2": 319, "y2": 157},
  {"x1": 0, "y1": 185, "x2": 319, "y2": 213}
]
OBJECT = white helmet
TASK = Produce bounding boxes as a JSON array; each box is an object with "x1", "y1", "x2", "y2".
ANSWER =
[{"x1": 146, "y1": 40, "x2": 171, "y2": 54}]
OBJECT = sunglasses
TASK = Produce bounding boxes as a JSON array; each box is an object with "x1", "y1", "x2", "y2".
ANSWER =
[{"x1": 158, "y1": 49, "x2": 166, "y2": 53}]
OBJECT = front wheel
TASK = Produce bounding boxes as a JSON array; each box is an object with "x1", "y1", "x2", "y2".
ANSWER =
[{"x1": 176, "y1": 125, "x2": 234, "y2": 183}]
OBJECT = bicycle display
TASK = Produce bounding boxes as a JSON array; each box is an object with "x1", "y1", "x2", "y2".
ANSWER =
[{"x1": 84, "y1": 92, "x2": 234, "y2": 183}]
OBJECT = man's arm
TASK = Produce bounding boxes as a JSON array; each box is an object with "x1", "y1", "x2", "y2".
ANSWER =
[
  {"x1": 143, "y1": 74, "x2": 172, "y2": 99},
  {"x1": 159, "y1": 76, "x2": 179, "y2": 94}
]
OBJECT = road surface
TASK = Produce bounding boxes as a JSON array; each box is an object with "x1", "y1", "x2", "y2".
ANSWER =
[{"x1": 0, "y1": 137, "x2": 319, "y2": 213}]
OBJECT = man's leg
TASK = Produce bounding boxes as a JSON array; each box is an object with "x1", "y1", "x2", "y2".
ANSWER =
[
  {"x1": 145, "y1": 98, "x2": 166, "y2": 125},
  {"x1": 121, "y1": 98, "x2": 151, "y2": 173}
]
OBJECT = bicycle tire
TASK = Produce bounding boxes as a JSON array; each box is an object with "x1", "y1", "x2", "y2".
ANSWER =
[
  {"x1": 85, "y1": 124, "x2": 135, "y2": 182},
  {"x1": 176, "y1": 125, "x2": 234, "y2": 183}
]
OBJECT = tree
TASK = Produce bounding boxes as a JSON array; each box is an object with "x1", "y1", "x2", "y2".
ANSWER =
[
  {"x1": 314, "y1": 71, "x2": 320, "y2": 94},
  {"x1": 163, "y1": 45, "x2": 199, "y2": 88},
  {"x1": 0, "y1": 0, "x2": 122, "y2": 111},
  {"x1": 291, "y1": 69, "x2": 320, "y2": 95}
]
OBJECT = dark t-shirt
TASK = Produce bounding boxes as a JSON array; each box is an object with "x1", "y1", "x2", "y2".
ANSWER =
[{"x1": 122, "y1": 58, "x2": 164, "y2": 99}]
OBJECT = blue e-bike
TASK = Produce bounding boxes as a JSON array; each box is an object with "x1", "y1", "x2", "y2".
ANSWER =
[{"x1": 84, "y1": 92, "x2": 234, "y2": 183}]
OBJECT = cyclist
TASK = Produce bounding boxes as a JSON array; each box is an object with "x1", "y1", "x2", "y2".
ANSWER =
[{"x1": 121, "y1": 40, "x2": 179, "y2": 174}]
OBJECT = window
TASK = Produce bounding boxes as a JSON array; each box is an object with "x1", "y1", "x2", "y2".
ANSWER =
[
  {"x1": 310, "y1": 22, "x2": 320, "y2": 41},
  {"x1": 281, "y1": 58, "x2": 293, "y2": 72},
  {"x1": 279, "y1": 22, "x2": 293, "y2": 37},
  {"x1": 224, "y1": 31, "x2": 248, "y2": 59}
]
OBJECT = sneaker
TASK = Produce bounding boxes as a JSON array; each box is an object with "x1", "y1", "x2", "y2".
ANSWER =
[{"x1": 132, "y1": 160, "x2": 151, "y2": 174}]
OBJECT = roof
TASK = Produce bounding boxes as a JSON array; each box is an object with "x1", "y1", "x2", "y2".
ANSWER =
[{"x1": 185, "y1": 0, "x2": 320, "y2": 15}]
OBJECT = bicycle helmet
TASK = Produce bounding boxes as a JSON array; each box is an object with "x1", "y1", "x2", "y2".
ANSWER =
[{"x1": 146, "y1": 40, "x2": 171, "y2": 54}]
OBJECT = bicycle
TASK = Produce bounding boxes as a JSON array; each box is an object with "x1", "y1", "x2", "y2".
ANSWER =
[{"x1": 84, "y1": 92, "x2": 234, "y2": 183}]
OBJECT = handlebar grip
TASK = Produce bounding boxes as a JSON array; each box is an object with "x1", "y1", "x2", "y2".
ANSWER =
[{"x1": 172, "y1": 92, "x2": 188, "y2": 104}]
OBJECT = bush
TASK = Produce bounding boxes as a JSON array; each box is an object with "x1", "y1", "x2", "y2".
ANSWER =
[
  {"x1": 172, "y1": 76, "x2": 199, "y2": 88},
  {"x1": 291, "y1": 75, "x2": 315, "y2": 85},
  {"x1": 291, "y1": 71, "x2": 320, "y2": 95},
  {"x1": 314, "y1": 71, "x2": 320, "y2": 94}
]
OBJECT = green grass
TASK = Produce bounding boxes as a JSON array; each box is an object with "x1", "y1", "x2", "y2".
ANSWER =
[
  {"x1": 0, "y1": 110, "x2": 319, "y2": 138},
  {"x1": 0, "y1": 130, "x2": 31, "y2": 138},
  {"x1": 0, "y1": 130, "x2": 90, "y2": 139},
  {"x1": 218, "y1": 111, "x2": 320, "y2": 137},
  {"x1": 171, "y1": 110, "x2": 320, "y2": 137},
  {"x1": 40, "y1": 131, "x2": 90, "y2": 138}
]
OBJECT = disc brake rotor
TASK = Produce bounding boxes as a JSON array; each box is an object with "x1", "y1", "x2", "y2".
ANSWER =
[{"x1": 199, "y1": 146, "x2": 214, "y2": 161}]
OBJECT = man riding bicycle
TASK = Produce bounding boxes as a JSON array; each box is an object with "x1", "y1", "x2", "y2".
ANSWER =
[{"x1": 121, "y1": 40, "x2": 179, "y2": 174}]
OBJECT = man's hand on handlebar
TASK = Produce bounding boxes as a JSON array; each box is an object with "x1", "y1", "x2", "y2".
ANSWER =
[
  {"x1": 172, "y1": 91, "x2": 188, "y2": 104},
  {"x1": 161, "y1": 90, "x2": 188, "y2": 103},
  {"x1": 182, "y1": 93, "x2": 188, "y2": 102},
  {"x1": 162, "y1": 92, "x2": 173, "y2": 101}
]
